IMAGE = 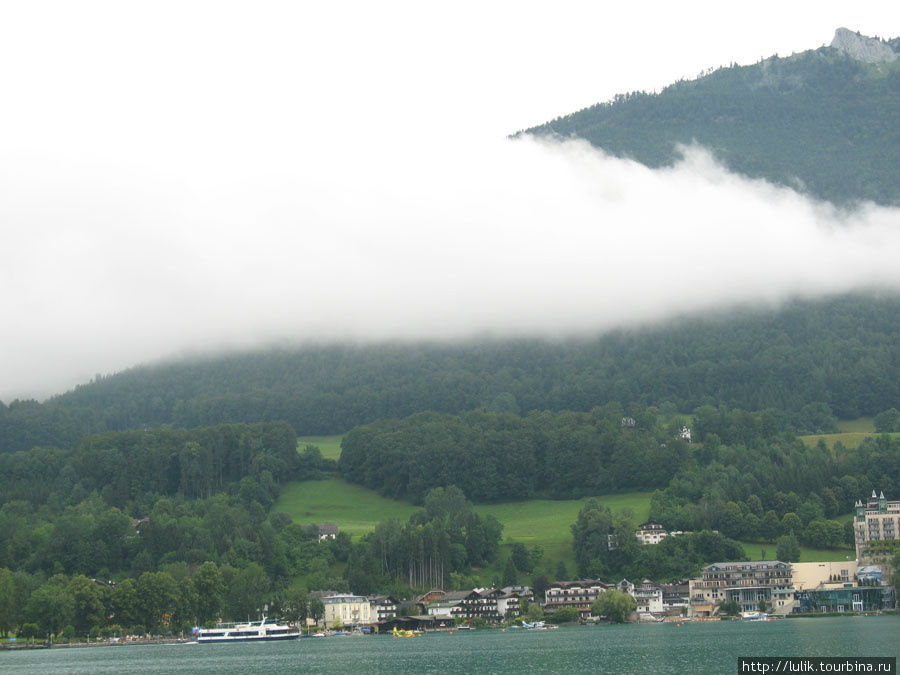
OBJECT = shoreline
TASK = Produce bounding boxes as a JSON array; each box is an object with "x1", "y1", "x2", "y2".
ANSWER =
[{"x1": 2, "y1": 637, "x2": 189, "y2": 651}]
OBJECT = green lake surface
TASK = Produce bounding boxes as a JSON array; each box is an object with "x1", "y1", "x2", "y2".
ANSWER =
[{"x1": 2, "y1": 617, "x2": 898, "y2": 674}]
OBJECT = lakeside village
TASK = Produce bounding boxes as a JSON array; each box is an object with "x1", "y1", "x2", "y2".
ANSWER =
[
  {"x1": 7, "y1": 492, "x2": 896, "y2": 647},
  {"x1": 299, "y1": 492, "x2": 898, "y2": 634}
]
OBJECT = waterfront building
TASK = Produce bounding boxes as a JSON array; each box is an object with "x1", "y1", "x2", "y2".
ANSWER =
[
  {"x1": 632, "y1": 579, "x2": 664, "y2": 615},
  {"x1": 791, "y1": 561, "x2": 893, "y2": 613},
  {"x1": 689, "y1": 560, "x2": 793, "y2": 616},
  {"x1": 427, "y1": 589, "x2": 505, "y2": 623},
  {"x1": 794, "y1": 586, "x2": 887, "y2": 613},
  {"x1": 454, "y1": 588, "x2": 503, "y2": 622},
  {"x1": 660, "y1": 582, "x2": 690, "y2": 615},
  {"x1": 322, "y1": 594, "x2": 374, "y2": 628},
  {"x1": 417, "y1": 589, "x2": 446, "y2": 604},
  {"x1": 368, "y1": 595, "x2": 400, "y2": 622},
  {"x1": 427, "y1": 600, "x2": 461, "y2": 616},
  {"x1": 791, "y1": 561, "x2": 857, "y2": 591},
  {"x1": 497, "y1": 586, "x2": 533, "y2": 619},
  {"x1": 543, "y1": 579, "x2": 609, "y2": 619},
  {"x1": 853, "y1": 491, "x2": 900, "y2": 560}
]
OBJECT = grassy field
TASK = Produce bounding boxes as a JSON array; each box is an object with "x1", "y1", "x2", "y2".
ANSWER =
[
  {"x1": 274, "y1": 477, "x2": 651, "y2": 582},
  {"x1": 800, "y1": 431, "x2": 900, "y2": 451},
  {"x1": 799, "y1": 417, "x2": 887, "y2": 450},
  {"x1": 478, "y1": 493, "x2": 651, "y2": 545},
  {"x1": 739, "y1": 541, "x2": 854, "y2": 563},
  {"x1": 275, "y1": 478, "x2": 651, "y2": 544},
  {"x1": 836, "y1": 418, "x2": 874, "y2": 433},
  {"x1": 297, "y1": 435, "x2": 344, "y2": 460},
  {"x1": 274, "y1": 479, "x2": 417, "y2": 535},
  {"x1": 799, "y1": 432, "x2": 874, "y2": 450},
  {"x1": 275, "y1": 476, "x2": 858, "y2": 587},
  {"x1": 272, "y1": 478, "x2": 648, "y2": 584}
]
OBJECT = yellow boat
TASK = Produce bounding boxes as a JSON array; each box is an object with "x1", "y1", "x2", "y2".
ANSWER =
[{"x1": 391, "y1": 627, "x2": 423, "y2": 638}]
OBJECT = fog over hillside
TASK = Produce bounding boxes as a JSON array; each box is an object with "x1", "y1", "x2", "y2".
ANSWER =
[
  {"x1": 1, "y1": 2, "x2": 898, "y2": 401},
  {"x1": 5, "y1": 136, "x2": 898, "y2": 401}
]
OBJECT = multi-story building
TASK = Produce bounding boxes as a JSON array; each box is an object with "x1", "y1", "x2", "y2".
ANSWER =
[
  {"x1": 497, "y1": 586, "x2": 533, "y2": 619},
  {"x1": 660, "y1": 582, "x2": 690, "y2": 616},
  {"x1": 791, "y1": 561, "x2": 857, "y2": 591},
  {"x1": 322, "y1": 594, "x2": 374, "y2": 628},
  {"x1": 790, "y1": 561, "x2": 892, "y2": 613},
  {"x1": 634, "y1": 521, "x2": 668, "y2": 545},
  {"x1": 433, "y1": 589, "x2": 503, "y2": 623},
  {"x1": 543, "y1": 580, "x2": 609, "y2": 618},
  {"x1": 689, "y1": 561, "x2": 793, "y2": 616},
  {"x1": 632, "y1": 579, "x2": 664, "y2": 615},
  {"x1": 794, "y1": 586, "x2": 887, "y2": 613},
  {"x1": 368, "y1": 595, "x2": 400, "y2": 622},
  {"x1": 854, "y1": 491, "x2": 900, "y2": 560}
]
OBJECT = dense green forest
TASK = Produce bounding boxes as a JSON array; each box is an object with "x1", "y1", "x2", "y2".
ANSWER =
[
  {"x1": 339, "y1": 405, "x2": 691, "y2": 502},
  {"x1": 339, "y1": 404, "x2": 898, "y2": 545},
  {"x1": 520, "y1": 46, "x2": 900, "y2": 206},
  {"x1": 2, "y1": 293, "x2": 899, "y2": 454},
  {"x1": 571, "y1": 501, "x2": 747, "y2": 581},
  {"x1": 0, "y1": 420, "x2": 504, "y2": 637}
]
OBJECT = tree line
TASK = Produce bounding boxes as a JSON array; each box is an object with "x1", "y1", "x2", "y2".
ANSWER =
[
  {"x1": 339, "y1": 405, "x2": 691, "y2": 503},
  {"x1": 0, "y1": 421, "x2": 317, "y2": 512},
  {"x1": 0, "y1": 485, "x2": 504, "y2": 640},
  {"x1": 340, "y1": 403, "x2": 900, "y2": 564},
  {"x1": 2, "y1": 294, "x2": 899, "y2": 453},
  {"x1": 342, "y1": 486, "x2": 503, "y2": 595},
  {"x1": 0, "y1": 561, "x2": 329, "y2": 640},
  {"x1": 571, "y1": 499, "x2": 748, "y2": 581},
  {"x1": 338, "y1": 403, "x2": 900, "y2": 511}
]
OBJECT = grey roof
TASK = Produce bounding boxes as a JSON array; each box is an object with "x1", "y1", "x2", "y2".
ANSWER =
[
  {"x1": 309, "y1": 589, "x2": 343, "y2": 599},
  {"x1": 500, "y1": 586, "x2": 533, "y2": 595},
  {"x1": 440, "y1": 590, "x2": 471, "y2": 602},
  {"x1": 703, "y1": 560, "x2": 788, "y2": 571}
]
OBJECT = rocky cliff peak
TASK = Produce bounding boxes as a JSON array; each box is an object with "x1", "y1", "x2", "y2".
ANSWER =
[{"x1": 830, "y1": 27, "x2": 897, "y2": 64}]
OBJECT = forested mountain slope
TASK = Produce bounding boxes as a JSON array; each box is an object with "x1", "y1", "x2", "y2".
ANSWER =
[
  {"x1": 2, "y1": 33, "x2": 899, "y2": 453},
  {"x1": 520, "y1": 34, "x2": 900, "y2": 206},
  {"x1": 2, "y1": 294, "x2": 898, "y2": 452}
]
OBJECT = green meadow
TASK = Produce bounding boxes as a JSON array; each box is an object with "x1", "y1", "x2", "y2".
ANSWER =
[
  {"x1": 799, "y1": 432, "x2": 874, "y2": 451},
  {"x1": 275, "y1": 477, "x2": 653, "y2": 585},
  {"x1": 739, "y1": 541, "x2": 854, "y2": 563},
  {"x1": 799, "y1": 416, "x2": 899, "y2": 451},
  {"x1": 275, "y1": 477, "x2": 652, "y2": 545},
  {"x1": 478, "y1": 493, "x2": 652, "y2": 545},
  {"x1": 283, "y1": 428, "x2": 859, "y2": 582},
  {"x1": 297, "y1": 435, "x2": 344, "y2": 461},
  {"x1": 274, "y1": 476, "x2": 856, "y2": 586},
  {"x1": 836, "y1": 418, "x2": 874, "y2": 433},
  {"x1": 274, "y1": 478, "x2": 417, "y2": 535}
]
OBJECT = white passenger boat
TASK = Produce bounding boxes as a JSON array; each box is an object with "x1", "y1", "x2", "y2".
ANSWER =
[
  {"x1": 194, "y1": 617, "x2": 300, "y2": 643},
  {"x1": 740, "y1": 611, "x2": 770, "y2": 622}
]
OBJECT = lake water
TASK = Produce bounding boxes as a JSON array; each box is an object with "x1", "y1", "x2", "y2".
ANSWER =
[{"x1": 2, "y1": 617, "x2": 898, "y2": 674}]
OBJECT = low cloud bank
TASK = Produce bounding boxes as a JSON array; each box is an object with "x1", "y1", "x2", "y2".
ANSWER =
[{"x1": 2, "y1": 135, "x2": 899, "y2": 400}]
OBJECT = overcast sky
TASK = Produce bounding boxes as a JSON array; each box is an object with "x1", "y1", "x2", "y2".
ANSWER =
[{"x1": 1, "y1": 1, "x2": 899, "y2": 401}]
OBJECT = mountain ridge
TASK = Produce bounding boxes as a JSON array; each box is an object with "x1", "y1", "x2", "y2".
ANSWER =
[
  {"x1": 519, "y1": 29, "x2": 900, "y2": 206},
  {"x1": 831, "y1": 27, "x2": 897, "y2": 63}
]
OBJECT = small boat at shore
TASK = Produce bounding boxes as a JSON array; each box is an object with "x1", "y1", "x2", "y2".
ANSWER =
[
  {"x1": 194, "y1": 617, "x2": 300, "y2": 643},
  {"x1": 740, "y1": 611, "x2": 770, "y2": 622}
]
